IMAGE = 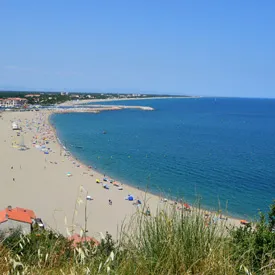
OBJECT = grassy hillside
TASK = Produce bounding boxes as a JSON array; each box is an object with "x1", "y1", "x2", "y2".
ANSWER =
[{"x1": 0, "y1": 201, "x2": 274, "y2": 274}]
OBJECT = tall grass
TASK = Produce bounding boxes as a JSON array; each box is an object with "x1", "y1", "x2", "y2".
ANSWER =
[
  {"x1": 0, "y1": 202, "x2": 274, "y2": 274},
  {"x1": 117, "y1": 205, "x2": 235, "y2": 274}
]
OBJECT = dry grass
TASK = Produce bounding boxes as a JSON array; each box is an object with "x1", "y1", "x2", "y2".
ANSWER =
[{"x1": 0, "y1": 202, "x2": 274, "y2": 274}]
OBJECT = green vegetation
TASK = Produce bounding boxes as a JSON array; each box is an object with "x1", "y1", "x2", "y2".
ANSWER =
[
  {"x1": 0, "y1": 90, "x2": 189, "y2": 107},
  {"x1": 230, "y1": 201, "x2": 275, "y2": 273},
  {"x1": 0, "y1": 201, "x2": 274, "y2": 274}
]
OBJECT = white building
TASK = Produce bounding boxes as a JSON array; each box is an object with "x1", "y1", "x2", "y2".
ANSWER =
[
  {"x1": 0, "y1": 98, "x2": 27, "y2": 108},
  {"x1": 0, "y1": 206, "x2": 36, "y2": 236}
]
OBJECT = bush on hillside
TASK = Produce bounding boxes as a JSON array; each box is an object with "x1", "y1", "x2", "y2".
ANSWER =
[
  {"x1": 2, "y1": 229, "x2": 73, "y2": 268},
  {"x1": 230, "y1": 201, "x2": 275, "y2": 274},
  {"x1": 0, "y1": 202, "x2": 275, "y2": 274}
]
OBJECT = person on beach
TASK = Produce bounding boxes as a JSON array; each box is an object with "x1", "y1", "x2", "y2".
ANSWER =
[
  {"x1": 108, "y1": 199, "x2": 112, "y2": 205},
  {"x1": 146, "y1": 207, "x2": 151, "y2": 216}
]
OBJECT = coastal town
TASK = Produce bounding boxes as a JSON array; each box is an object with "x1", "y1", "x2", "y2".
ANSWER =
[{"x1": 0, "y1": 91, "x2": 188, "y2": 109}]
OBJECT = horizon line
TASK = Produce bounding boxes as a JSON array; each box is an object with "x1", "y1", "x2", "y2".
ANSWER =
[{"x1": 0, "y1": 89, "x2": 274, "y2": 100}]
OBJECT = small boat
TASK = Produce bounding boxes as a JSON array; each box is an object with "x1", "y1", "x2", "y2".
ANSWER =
[{"x1": 103, "y1": 131, "x2": 107, "y2": 134}]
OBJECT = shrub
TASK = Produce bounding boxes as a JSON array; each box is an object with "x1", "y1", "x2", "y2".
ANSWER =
[{"x1": 231, "y1": 201, "x2": 275, "y2": 274}]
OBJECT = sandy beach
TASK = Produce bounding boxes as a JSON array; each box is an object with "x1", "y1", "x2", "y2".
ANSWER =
[{"x1": 0, "y1": 109, "x2": 240, "y2": 240}]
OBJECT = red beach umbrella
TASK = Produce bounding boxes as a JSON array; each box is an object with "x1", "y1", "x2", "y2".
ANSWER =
[{"x1": 184, "y1": 203, "x2": 190, "y2": 209}]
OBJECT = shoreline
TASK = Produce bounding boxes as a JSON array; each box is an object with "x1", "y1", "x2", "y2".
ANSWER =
[
  {"x1": 48, "y1": 111, "x2": 246, "y2": 225},
  {"x1": 0, "y1": 109, "x2": 244, "y2": 241}
]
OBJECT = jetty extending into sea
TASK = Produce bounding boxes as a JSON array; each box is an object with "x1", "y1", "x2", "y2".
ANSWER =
[{"x1": 54, "y1": 104, "x2": 154, "y2": 114}]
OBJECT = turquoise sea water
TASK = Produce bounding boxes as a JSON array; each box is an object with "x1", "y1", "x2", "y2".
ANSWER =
[{"x1": 50, "y1": 98, "x2": 275, "y2": 218}]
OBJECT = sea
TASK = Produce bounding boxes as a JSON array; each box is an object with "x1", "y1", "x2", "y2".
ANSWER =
[{"x1": 50, "y1": 97, "x2": 275, "y2": 219}]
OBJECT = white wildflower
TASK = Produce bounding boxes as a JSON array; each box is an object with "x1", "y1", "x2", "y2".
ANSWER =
[
  {"x1": 110, "y1": 251, "x2": 115, "y2": 261},
  {"x1": 66, "y1": 227, "x2": 71, "y2": 237},
  {"x1": 98, "y1": 262, "x2": 102, "y2": 273},
  {"x1": 104, "y1": 256, "x2": 110, "y2": 265},
  {"x1": 240, "y1": 265, "x2": 252, "y2": 275},
  {"x1": 77, "y1": 198, "x2": 83, "y2": 206},
  {"x1": 99, "y1": 232, "x2": 105, "y2": 241}
]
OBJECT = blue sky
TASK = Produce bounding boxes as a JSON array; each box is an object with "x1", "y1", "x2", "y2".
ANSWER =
[{"x1": 0, "y1": 1, "x2": 274, "y2": 97}]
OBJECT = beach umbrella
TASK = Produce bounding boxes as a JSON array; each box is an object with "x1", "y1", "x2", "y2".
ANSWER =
[
  {"x1": 128, "y1": 195, "x2": 134, "y2": 201},
  {"x1": 184, "y1": 203, "x2": 190, "y2": 209}
]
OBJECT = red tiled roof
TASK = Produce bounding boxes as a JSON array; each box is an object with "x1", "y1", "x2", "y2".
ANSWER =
[
  {"x1": 15, "y1": 207, "x2": 36, "y2": 219},
  {"x1": 0, "y1": 210, "x2": 8, "y2": 223},
  {"x1": 25, "y1": 94, "x2": 40, "y2": 97},
  {"x1": 0, "y1": 207, "x2": 36, "y2": 224},
  {"x1": 68, "y1": 233, "x2": 100, "y2": 247},
  {"x1": 9, "y1": 98, "x2": 27, "y2": 101},
  {"x1": 0, "y1": 98, "x2": 27, "y2": 102},
  {"x1": 2, "y1": 98, "x2": 27, "y2": 101}
]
